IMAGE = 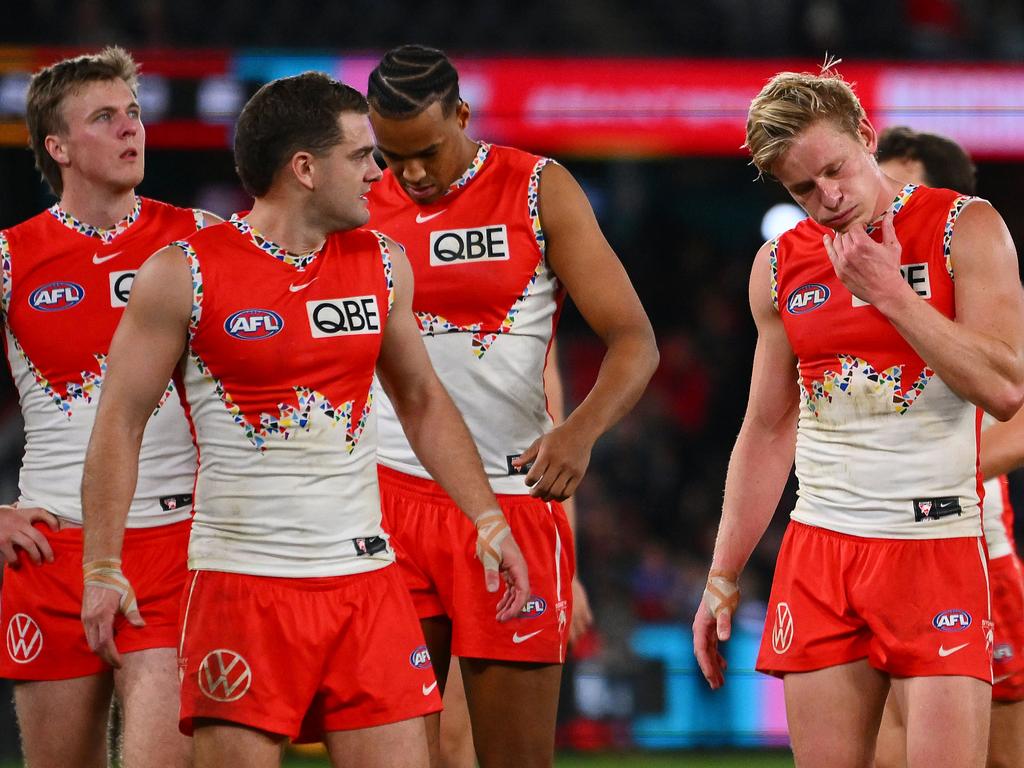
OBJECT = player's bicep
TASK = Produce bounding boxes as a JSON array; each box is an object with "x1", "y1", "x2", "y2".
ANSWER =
[
  {"x1": 538, "y1": 163, "x2": 654, "y2": 345},
  {"x1": 950, "y1": 202, "x2": 1024, "y2": 355},
  {"x1": 101, "y1": 246, "x2": 193, "y2": 428}
]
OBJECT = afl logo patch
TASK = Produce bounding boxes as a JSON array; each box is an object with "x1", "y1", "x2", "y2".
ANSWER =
[
  {"x1": 933, "y1": 609, "x2": 972, "y2": 632},
  {"x1": 29, "y1": 281, "x2": 85, "y2": 311},
  {"x1": 520, "y1": 595, "x2": 547, "y2": 619},
  {"x1": 786, "y1": 283, "x2": 830, "y2": 315},
  {"x1": 409, "y1": 645, "x2": 432, "y2": 670},
  {"x1": 224, "y1": 309, "x2": 284, "y2": 340}
]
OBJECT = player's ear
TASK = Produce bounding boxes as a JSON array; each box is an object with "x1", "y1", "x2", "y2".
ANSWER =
[
  {"x1": 289, "y1": 150, "x2": 316, "y2": 192},
  {"x1": 455, "y1": 99, "x2": 470, "y2": 130},
  {"x1": 44, "y1": 134, "x2": 69, "y2": 167},
  {"x1": 858, "y1": 117, "x2": 878, "y2": 155}
]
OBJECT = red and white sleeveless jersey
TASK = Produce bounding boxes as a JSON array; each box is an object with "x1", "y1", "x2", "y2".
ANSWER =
[
  {"x1": 773, "y1": 184, "x2": 982, "y2": 539},
  {"x1": 1, "y1": 198, "x2": 204, "y2": 527},
  {"x1": 368, "y1": 143, "x2": 563, "y2": 494},
  {"x1": 179, "y1": 217, "x2": 394, "y2": 577},
  {"x1": 981, "y1": 415, "x2": 1017, "y2": 559}
]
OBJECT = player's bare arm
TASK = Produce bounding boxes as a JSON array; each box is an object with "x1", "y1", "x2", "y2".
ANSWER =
[
  {"x1": 981, "y1": 407, "x2": 1024, "y2": 479},
  {"x1": 514, "y1": 162, "x2": 659, "y2": 501},
  {"x1": 80, "y1": 245, "x2": 192, "y2": 667},
  {"x1": 693, "y1": 241, "x2": 799, "y2": 690},
  {"x1": 825, "y1": 202, "x2": 1024, "y2": 419},
  {"x1": 375, "y1": 240, "x2": 530, "y2": 620}
]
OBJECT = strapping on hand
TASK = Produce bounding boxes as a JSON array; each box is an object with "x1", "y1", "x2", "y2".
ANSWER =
[
  {"x1": 83, "y1": 558, "x2": 138, "y2": 616},
  {"x1": 702, "y1": 569, "x2": 740, "y2": 619},
  {"x1": 474, "y1": 510, "x2": 511, "y2": 572}
]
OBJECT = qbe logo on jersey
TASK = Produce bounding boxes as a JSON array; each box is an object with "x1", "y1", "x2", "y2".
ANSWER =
[
  {"x1": 6, "y1": 613, "x2": 43, "y2": 664},
  {"x1": 109, "y1": 270, "x2": 136, "y2": 307},
  {"x1": 198, "y1": 649, "x2": 252, "y2": 702},
  {"x1": 306, "y1": 296, "x2": 381, "y2": 338},
  {"x1": 430, "y1": 225, "x2": 510, "y2": 266},
  {"x1": 28, "y1": 281, "x2": 84, "y2": 312}
]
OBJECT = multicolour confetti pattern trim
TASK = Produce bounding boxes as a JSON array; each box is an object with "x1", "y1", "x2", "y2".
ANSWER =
[
  {"x1": 48, "y1": 197, "x2": 142, "y2": 244},
  {"x1": 445, "y1": 142, "x2": 491, "y2": 196},
  {"x1": 768, "y1": 238, "x2": 780, "y2": 311},
  {"x1": 943, "y1": 195, "x2": 978, "y2": 280},
  {"x1": 1, "y1": 231, "x2": 10, "y2": 317},
  {"x1": 800, "y1": 354, "x2": 933, "y2": 417},
  {"x1": 865, "y1": 184, "x2": 916, "y2": 235},
  {"x1": 371, "y1": 230, "x2": 396, "y2": 314},
  {"x1": 228, "y1": 215, "x2": 322, "y2": 270}
]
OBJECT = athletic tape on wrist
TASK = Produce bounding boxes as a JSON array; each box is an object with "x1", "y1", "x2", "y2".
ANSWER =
[
  {"x1": 702, "y1": 569, "x2": 740, "y2": 619},
  {"x1": 474, "y1": 510, "x2": 510, "y2": 572},
  {"x1": 83, "y1": 558, "x2": 138, "y2": 616}
]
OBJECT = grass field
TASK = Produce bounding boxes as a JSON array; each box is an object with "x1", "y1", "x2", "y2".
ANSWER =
[{"x1": 0, "y1": 752, "x2": 795, "y2": 767}]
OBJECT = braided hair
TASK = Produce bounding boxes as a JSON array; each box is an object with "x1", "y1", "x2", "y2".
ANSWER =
[{"x1": 367, "y1": 45, "x2": 461, "y2": 119}]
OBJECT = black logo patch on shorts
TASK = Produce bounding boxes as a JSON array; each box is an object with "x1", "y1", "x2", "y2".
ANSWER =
[
  {"x1": 506, "y1": 454, "x2": 532, "y2": 476},
  {"x1": 913, "y1": 497, "x2": 962, "y2": 522},
  {"x1": 353, "y1": 536, "x2": 388, "y2": 556},
  {"x1": 160, "y1": 494, "x2": 192, "y2": 511}
]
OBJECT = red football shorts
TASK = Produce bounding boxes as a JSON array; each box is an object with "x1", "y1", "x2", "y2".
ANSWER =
[
  {"x1": 757, "y1": 521, "x2": 992, "y2": 683},
  {"x1": 990, "y1": 552, "x2": 1024, "y2": 700},
  {"x1": 178, "y1": 564, "x2": 441, "y2": 742},
  {"x1": 378, "y1": 465, "x2": 574, "y2": 664},
  {"x1": 0, "y1": 519, "x2": 189, "y2": 680}
]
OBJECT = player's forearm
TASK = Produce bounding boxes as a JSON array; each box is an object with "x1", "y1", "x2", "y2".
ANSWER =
[
  {"x1": 562, "y1": 328, "x2": 658, "y2": 445},
  {"x1": 981, "y1": 409, "x2": 1024, "y2": 479},
  {"x1": 393, "y1": 382, "x2": 499, "y2": 521},
  {"x1": 81, "y1": 418, "x2": 143, "y2": 563},
  {"x1": 876, "y1": 289, "x2": 1024, "y2": 420},
  {"x1": 711, "y1": 418, "x2": 796, "y2": 575}
]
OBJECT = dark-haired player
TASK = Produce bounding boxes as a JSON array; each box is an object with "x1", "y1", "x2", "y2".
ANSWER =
[
  {"x1": 874, "y1": 127, "x2": 1024, "y2": 768},
  {"x1": 80, "y1": 71, "x2": 530, "y2": 768},
  {"x1": 366, "y1": 45, "x2": 658, "y2": 768},
  {"x1": 0, "y1": 47, "x2": 218, "y2": 768}
]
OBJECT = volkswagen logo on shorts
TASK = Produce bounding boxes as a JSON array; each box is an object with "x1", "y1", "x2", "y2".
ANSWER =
[
  {"x1": 224, "y1": 309, "x2": 284, "y2": 340},
  {"x1": 198, "y1": 649, "x2": 252, "y2": 702},
  {"x1": 933, "y1": 609, "x2": 972, "y2": 632},
  {"x1": 29, "y1": 281, "x2": 85, "y2": 312},
  {"x1": 520, "y1": 595, "x2": 547, "y2": 619},
  {"x1": 772, "y1": 602, "x2": 794, "y2": 654},
  {"x1": 6, "y1": 613, "x2": 43, "y2": 663},
  {"x1": 409, "y1": 645, "x2": 432, "y2": 670},
  {"x1": 786, "y1": 283, "x2": 830, "y2": 315}
]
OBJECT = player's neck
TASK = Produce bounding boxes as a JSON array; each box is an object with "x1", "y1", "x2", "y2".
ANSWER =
[
  {"x1": 869, "y1": 173, "x2": 906, "y2": 221},
  {"x1": 452, "y1": 135, "x2": 482, "y2": 182},
  {"x1": 245, "y1": 198, "x2": 328, "y2": 255},
  {"x1": 57, "y1": 184, "x2": 137, "y2": 229}
]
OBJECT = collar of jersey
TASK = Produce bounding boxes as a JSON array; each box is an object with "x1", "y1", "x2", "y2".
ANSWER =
[
  {"x1": 229, "y1": 214, "x2": 323, "y2": 270},
  {"x1": 443, "y1": 142, "x2": 491, "y2": 198},
  {"x1": 865, "y1": 183, "x2": 917, "y2": 235},
  {"x1": 48, "y1": 196, "x2": 142, "y2": 245}
]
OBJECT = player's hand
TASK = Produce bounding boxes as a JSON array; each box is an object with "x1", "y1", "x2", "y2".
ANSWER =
[
  {"x1": 823, "y1": 210, "x2": 908, "y2": 311},
  {"x1": 81, "y1": 559, "x2": 144, "y2": 668},
  {"x1": 569, "y1": 576, "x2": 594, "y2": 645},
  {"x1": 0, "y1": 504, "x2": 60, "y2": 567},
  {"x1": 693, "y1": 570, "x2": 739, "y2": 690},
  {"x1": 474, "y1": 511, "x2": 531, "y2": 621},
  {"x1": 512, "y1": 424, "x2": 593, "y2": 501}
]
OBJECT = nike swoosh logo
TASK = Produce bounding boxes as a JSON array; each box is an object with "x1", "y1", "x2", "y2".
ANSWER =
[
  {"x1": 938, "y1": 643, "x2": 970, "y2": 657},
  {"x1": 288, "y1": 278, "x2": 318, "y2": 292},
  {"x1": 512, "y1": 630, "x2": 544, "y2": 644},
  {"x1": 415, "y1": 210, "x2": 446, "y2": 224},
  {"x1": 422, "y1": 681, "x2": 438, "y2": 696},
  {"x1": 92, "y1": 251, "x2": 123, "y2": 265}
]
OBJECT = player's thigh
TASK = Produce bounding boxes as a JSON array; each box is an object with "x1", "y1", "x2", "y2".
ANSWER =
[
  {"x1": 893, "y1": 675, "x2": 990, "y2": 768},
  {"x1": 439, "y1": 657, "x2": 475, "y2": 768},
  {"x1": 115, "y1": 646, "x2": 192, "y2": 768},
  {"x1": 988, "y1": 699, "x2": 1024, "y2": 768},
  {"x1": 14, "y1": 674, "x2": 114, "y2": 768},
  {"x1": 874, "y1": 688, "x2": 909, "y2": 768},
  {"x1": 460, "y1": 658, "x2": 561, "y2": 768},
  {"x1": 192, "y1": 721, "x2": 285, "y2": 768},
  {"x1": 325, "y1": 715, "x2": 429, "y2": 768},
  {"x1": 783, "y1": 659, "x2": 890, "y2": 768}
]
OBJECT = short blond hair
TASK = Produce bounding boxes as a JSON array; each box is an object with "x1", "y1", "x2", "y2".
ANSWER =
[
  {"x1": 745, "y1": 69, "x2": 865, "y2": 177},
  {"x1": 26, "y1": 47, "x2": 139, "y2": 196}
]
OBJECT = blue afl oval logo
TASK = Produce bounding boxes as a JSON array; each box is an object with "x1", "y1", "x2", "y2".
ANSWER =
[
  {"x1": 933, "y1": 609, "x2": 972, "y2": 632},
  {"x1": 786, "y1": 283, "x2": 830, "y2": 315},
  {"x1": 29, "y1": 281, "x2": 85, "y2": 311},
  {"x1": 224, "y1": 309, "x2": 284, "y2": 340},
  {"x1": 409, "y1": 645, "x2": 432, "y2": 669},
  {"x1": 520, "y1": 595, "x2": 547, "y2": 619}
]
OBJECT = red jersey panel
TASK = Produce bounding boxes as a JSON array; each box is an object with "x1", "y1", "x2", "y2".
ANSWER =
[
  {"x1": 1, "y1": 198, "x2": 203, "y2": 525},
  {"x1": 772, "y1": 184, "x2": 981, "y2": 539},
  {"x1": 179, "y1": 217, "x2": 395, "y2": 577},
  {"x1": 368, "y1": 143, "x2": 563, "y2": 493}
]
